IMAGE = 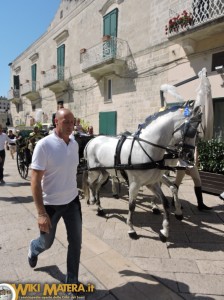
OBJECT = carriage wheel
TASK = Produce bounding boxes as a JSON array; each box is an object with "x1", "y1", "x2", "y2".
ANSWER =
[{"x1": 17, "y1": 150, "x2": 29, "y2": 179}]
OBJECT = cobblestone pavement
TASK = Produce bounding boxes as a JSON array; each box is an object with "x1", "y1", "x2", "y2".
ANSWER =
[{"x1": 0, "y1": 153, "x2": 224, "y2": 300}]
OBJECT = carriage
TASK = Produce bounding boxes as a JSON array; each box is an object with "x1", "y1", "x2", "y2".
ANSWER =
[{"x1": 15, "y1": 128, "x2": 94, "y2": 179}]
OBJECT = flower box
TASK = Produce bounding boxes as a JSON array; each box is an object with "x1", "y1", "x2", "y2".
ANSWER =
[
  {"x1": 102, "y1": 35, "x2": 111, "y2": 42},
  {"x1": 165, "y1": 10, "x2": 193, "y2": 35},
  {"x1": 80, "y1": 48, "x2": 86, "y2": 54}
]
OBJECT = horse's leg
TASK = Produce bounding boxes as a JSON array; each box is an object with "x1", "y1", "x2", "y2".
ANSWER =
[
  {"x1": 94, "y1": 170, "x2": 109, "y2": 216},
  {"x1": 148, "y1": 182, "x2": 170, "y2": 242},
  {"x1": 111, "y1": 175, "x2": 120, "y2": 199},
  {"x1": 161, "y1": 174, "x2": 183, "y2": 220},
  {"x1": 145, "y1": 186, "x2": 161, "y2": 215},
  {"x1": 84, "y1": 171, "x2": 100, "y2": 205},
  {"x1": 127, "y1": 180, "x2": 140, "y2": 239},
  {"x1": 82, "y1": 171, "x2": 90, "y2": 204}
]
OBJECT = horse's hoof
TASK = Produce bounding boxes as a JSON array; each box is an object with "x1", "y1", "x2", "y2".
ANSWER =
[
  {"x1": 152, "y1": 208, "x2": 161, "y2": 215},
  {"x1": 113, "y1": 194, "x2": 119, "y2": 199},
  {"x1": 159, "y1": 232, "x2": 167, "y2": 243},
  {"x1": 97, "y1": 209, "x2": 105, "y2": 217},
  {"x1": 128, "y1": 232, "x2": 139, "y2": 240},
  {"x1": 175, "y1": 214, "x2": 183, "y2": 221}
]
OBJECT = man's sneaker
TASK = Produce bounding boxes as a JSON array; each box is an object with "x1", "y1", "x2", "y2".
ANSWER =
[
  {"x1": 0, "y1": 179, "x2": 5, "y2": 184},
  {"x1": 28, "y1": 240, "x2": 38, "y2": 268},
  {"x1": 219, "y1": 192, "x2": 224, "y2": 201}
]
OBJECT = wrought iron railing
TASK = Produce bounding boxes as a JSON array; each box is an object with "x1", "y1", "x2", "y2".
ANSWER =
[
  {"x1": 81, "y1": 36, "x2": 130, "y2": 71},
  {"x1": 8, "y1": 89, "x2": 20, "y2": 100},
  {"x1": 43, "y1": 66, "x2": 69, "y2": 86},
  {"x1": 21, "y1": 81, "x2": 40, "y2": 95},
  {"x1": 166, "y1": 0, "x2": 224, "y2": 36}
]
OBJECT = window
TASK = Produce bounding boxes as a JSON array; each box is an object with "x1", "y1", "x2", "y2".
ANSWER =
[
  {"x1": 13, "y1": 75, "x2": 20, "y2": 90},
  {"x1": 103, "y1": 8, "x2": 118, "y2": 37},
  {"x1": 103, "y1": 9, "x2": 118, "y2": 58},
  {"x1": 212, "y1": 51, "x2": 224, "y2": 72},
  {"x1": 31, "y1": 64, "x2": 37, "y2": 91},
  {"x1": 213, "y1": 98, "x2": 224, "y2": 141},
  {"x1": 57, "y1": 44, "x2": 65, "y2": 80},
  {"x1": 104, "y1": 78, "x2": 112, "y2": 102}
]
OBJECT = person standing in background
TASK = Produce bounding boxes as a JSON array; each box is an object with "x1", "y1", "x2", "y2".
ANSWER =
[
  {"x1": 0, "y1": 124, "x2": 17, "y2": 183},
  {"x1": 52, "y1": 101, "x2": 64, "y2": 128},
  {"x1": 7, "y1": 129, "x2": 16, "y2": 159}
]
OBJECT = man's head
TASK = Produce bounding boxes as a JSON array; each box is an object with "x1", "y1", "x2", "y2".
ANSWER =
[
  {"x1": 8, "y1": 130, "x2": 13, "y2": 134},
  {"x1": 55, "y1": 108, "x2": 75, "y2": 138},
  {"x1": 33, "y1": 126, "x2": 39, "y2": 134},
  {"x1": 57, "y1": 101, "x2": 64, "y2": 110}
]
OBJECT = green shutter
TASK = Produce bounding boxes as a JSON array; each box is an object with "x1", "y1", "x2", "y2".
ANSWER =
[
  {"x1": 103, "y1": 8, "x2": 118, "y2": 37},
  {"x1": 99, "y1": 111, "x2": 117, "y2": 135},
  {"x1": 57, "y1": 44, "x2": 65, "y2": 80},
  {"x1": 31, "y1": 64, "x2": 37, "y2": 91}
]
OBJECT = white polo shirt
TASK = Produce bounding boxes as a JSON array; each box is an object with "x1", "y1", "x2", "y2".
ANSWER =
[
  {"x1": 0, "y1": 133, "x2": 16, "y2": 151},
  {"x1": 31, "y1": 131, "x2": 79, "y2": 205}
]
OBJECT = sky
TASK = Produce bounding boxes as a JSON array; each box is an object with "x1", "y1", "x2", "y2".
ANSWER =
[{"x1": 0, "y1": 0, "x2": 61, "y2": 98}]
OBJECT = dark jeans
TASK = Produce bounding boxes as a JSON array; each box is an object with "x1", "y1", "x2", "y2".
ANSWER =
[
  {"x1": 0, "y1": 150, "x2": 6, "y2": 180},
  {"x1": 30, "y1": 196, "x2": 82, "y2": 284}
]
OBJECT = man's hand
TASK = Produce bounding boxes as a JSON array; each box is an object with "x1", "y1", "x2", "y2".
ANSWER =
[{"x1": 38, "y1": 214, "x2": 52, "y2": 233}]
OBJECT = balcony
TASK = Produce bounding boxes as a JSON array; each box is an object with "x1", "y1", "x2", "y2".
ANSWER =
[
  {"x1": 21, "y1": 81, "x2": 40, "y2": 101},
  {"x1": 80, "y1": 36, "x2": 129, "y2": 79},
  {"x1": 43, "y1": 66, "x2": 70, "y2": 94},
  {"x1": 166, "y1": 0, "x2": 224, "y2": 40},
  {"x1": 8, "y1": 89, "x2": 21, "y2": 104}
]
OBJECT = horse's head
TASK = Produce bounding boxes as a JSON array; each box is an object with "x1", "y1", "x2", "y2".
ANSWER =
[{"x1": 171, "y1": 103, "x2": 202, "y2": 162}]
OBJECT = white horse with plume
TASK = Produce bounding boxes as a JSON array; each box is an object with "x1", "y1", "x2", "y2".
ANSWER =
[{"x1": 82, "y1": 103, "x2": 202, "y2": 242}]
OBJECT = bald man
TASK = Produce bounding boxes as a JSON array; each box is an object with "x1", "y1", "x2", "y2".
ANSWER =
[{"x1": 28, "y1": 109, "x2": 82, "y2": 287}]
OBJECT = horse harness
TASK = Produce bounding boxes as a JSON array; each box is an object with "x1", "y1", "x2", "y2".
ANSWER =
[{"x1": 87, "y1": 107, "x2": 201, "y2": 173}]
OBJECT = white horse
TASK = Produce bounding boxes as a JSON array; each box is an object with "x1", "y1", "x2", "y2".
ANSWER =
[{"x1": 82, "y1": 104, "x2": 202, "y2": 242}]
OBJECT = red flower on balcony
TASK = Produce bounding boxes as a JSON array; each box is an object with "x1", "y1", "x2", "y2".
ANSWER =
[{"x1": 165, "y1": 10, "x2": 193, "y2": 35}]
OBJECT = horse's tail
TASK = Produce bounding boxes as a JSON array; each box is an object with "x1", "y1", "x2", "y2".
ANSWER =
[{"x1": 82, "y1": 170, "x2": 90, "y2": 204}]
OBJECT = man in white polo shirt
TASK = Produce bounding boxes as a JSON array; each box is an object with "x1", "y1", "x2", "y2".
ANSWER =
[{"x1": 28, "y1": 108, "x2": 82, "y2": 288}]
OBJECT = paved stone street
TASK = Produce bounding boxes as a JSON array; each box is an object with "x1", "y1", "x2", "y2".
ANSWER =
[{"x1": 0, "y1": 153, "x2": 224, "y2": 300}]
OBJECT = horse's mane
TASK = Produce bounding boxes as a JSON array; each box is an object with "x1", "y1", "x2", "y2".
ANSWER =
[{"x1": 139, "y1": 105, "x2": 183, "y2": 130}]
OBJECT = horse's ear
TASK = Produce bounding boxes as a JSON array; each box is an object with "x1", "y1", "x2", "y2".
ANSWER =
[
  {"x1": 192, "y1": 105, "x2": 202, "y2": 120},
  {"x1": 193, "y1": 105, "x2": 201, "y2": 115}
]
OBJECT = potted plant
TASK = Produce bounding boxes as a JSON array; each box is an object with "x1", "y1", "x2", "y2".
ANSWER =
[
  {"x1": 197, "y1": 139, "x2": 224, "y2": 195},
  {"x1": 165, "y1": 10, "x2": 193, "y2": 35}
]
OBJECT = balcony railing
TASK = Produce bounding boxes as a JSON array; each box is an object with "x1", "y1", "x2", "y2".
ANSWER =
[
  {"x1": 43, "y1": 66, "x2": 69, "y2": 86},
  {"x1": 8, "y1": 89, "x2": 20, "y2": 103},
  {"x1": 43, "y1": 66, "x2": 70, "y2": 94},
  {"x1": 21, "y1": 81, "x2": 39, "y2": 95},
  {"x1": 81, "y1": 36, "x2": 130, "y2": 72},
  {"x1": 21, "y1": 81, "x2": 40, "y2": 101},
  {"x1": 166, "y1": 0, "x2": 224, "y2": 37}
]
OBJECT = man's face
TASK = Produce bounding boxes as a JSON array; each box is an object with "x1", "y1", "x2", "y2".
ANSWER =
[{"x1": 56, "y1": 111, "x2": 75, "y2": 136}]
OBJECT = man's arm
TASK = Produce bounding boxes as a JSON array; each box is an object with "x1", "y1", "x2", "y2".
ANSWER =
[{"x1": 31, "y1": 169, "x2": 52, "y2": 233}]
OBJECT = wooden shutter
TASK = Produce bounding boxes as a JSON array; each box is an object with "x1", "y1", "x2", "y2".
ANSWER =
[
  {"x1": 31, "y1": 64, "x2": 37, "y2": 91},
  {"x1": 57, "y1": 44, "x2": 65, "y2": 80},
  {"x1": 99, "y1": 111, "x2": 117, "y2": 135},
  {"x1": 103, "y1": 8, "x2": 118, "y2": 37}
]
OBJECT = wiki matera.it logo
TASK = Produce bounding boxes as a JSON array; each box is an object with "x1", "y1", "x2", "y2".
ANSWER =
[{"x1": 0, "y1": 284, "x2": 16, "y2": 300}]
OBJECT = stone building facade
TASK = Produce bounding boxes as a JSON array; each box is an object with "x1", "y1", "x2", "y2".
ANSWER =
[{"x1": 8, "y1": 0, "x2": 224, "y2": 138}]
